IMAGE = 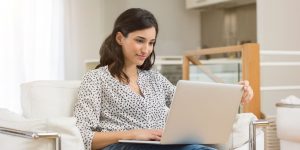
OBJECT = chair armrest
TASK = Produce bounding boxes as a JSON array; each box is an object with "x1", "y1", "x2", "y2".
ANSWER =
[
  {"x1": 0, "y1": 126, "x2": 61, "y2": 150},
  {"x1": 249, "y1": 119, "x2": 272, "y2": 150}
]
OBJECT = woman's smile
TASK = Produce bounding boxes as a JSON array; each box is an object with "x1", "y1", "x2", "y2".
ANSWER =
[{"x1": 136, "y1": 54, "x2": 147, "y2": 60}]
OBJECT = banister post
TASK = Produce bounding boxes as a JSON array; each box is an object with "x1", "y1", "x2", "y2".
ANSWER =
[{"x1": 241, "y1": 43, "x2": 261, "y2": 118}]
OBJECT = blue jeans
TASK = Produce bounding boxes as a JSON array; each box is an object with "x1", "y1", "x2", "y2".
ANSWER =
[{"x1": 102, "y1": 143, "x2": 217, "y2": 150}]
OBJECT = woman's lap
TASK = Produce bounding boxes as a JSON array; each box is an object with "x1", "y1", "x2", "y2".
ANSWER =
[{"x1": 102, "y1": 143, "x2": 217, "y2": 150}]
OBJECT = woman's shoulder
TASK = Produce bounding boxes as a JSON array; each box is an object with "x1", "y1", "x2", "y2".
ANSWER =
[{"x1": 82, "y1": 66, "x2": 108, "y2": 81}]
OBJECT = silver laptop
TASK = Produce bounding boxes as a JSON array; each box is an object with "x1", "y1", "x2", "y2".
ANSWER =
[{"x1": 119, "y1": 80, "x2": 243, "y2": 145}]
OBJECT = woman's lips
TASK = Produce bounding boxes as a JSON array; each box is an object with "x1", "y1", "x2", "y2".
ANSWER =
[{"x1": 137, "y1": 54, "x2": 147, "y2": 60}]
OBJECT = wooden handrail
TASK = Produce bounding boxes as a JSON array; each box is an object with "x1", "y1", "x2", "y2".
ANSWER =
[
  {"x1": 185, "y1": 45, "x2": 243, "y2": 57},
  {"x1": 182, "y1": 43, "x2": 262, "y2": 118}
]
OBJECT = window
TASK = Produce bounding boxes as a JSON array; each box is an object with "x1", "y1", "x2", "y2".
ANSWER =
[{"x1": 0, "y1": 0, "x2": 65, "y2": 113}]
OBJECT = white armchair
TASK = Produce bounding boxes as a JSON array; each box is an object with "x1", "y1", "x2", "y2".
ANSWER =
[
  {"x1": 0, "y1": 80, "x2": 84, "y2": 150},
  {"x1": 0, "y1": 80, "x2": 267, "y2": 150}
]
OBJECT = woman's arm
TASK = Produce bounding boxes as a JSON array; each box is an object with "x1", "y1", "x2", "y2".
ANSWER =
[
  {"x1": 91, "y1": 129, "x2": 162, "y2": 150},
  {"x1": 74, "y1": 71, "x2": 103, "y2": 150}
]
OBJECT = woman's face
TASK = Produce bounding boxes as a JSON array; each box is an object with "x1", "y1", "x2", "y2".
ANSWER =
[{"x1": 116, "y1": 27, "x2": 156, "y2": 67}]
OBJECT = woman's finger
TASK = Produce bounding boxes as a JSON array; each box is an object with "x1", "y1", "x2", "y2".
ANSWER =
[
  {"x1": 243, "y1": 88, "x2": 254, "y2": 104},
  {"x1": 149, "y1": 133, "x2": 161, "y2": 141},
  {"x1": 239, "y1": 80, "x2": 249, "y2": 85}
]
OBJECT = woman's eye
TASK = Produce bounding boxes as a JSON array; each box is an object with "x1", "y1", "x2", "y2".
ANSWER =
[
  {"x1": 149, "y1": 42, "x2": 155, "y2": 46},
  {"x1": 135, "y1": 39, "x2": 144, "y2": 43}
]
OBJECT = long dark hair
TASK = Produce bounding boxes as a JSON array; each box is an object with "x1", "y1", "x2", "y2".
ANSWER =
[{"x1": 95, "y1": 8, "x2": 158, "y2": 83}]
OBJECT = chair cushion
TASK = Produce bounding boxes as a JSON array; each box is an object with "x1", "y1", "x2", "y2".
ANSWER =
[
  {"x1": 0, "y1": 108, "x2": 51, "y2": 150},
  {"x1": 218, "y1": 113, "x2": 264, "y2": 149},
  {"x1": 21, "y1": 80, "x2": 81, "y2": 119},
  {"x1": 0, "y1": 108, "x2": 84, "y2": 150}
]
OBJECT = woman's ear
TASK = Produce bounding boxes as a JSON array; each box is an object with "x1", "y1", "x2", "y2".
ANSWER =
[{"x1": 116, "y1": 32, "x2": 125, "y2": 45}]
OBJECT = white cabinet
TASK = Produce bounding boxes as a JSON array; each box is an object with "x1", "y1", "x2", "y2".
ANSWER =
[
  {"x1": 186, "y1": 0, "x2": 230, "y2": 9},
  {"x1": 185, "y1": 0, "x2": 255, "y2": 9}
]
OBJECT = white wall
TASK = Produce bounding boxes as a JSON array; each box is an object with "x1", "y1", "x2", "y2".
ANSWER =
[
  {"x1": 257, "y1": 0, "x2": 300, "y2": 50},
  {"x1": 64, "y1": 0, "x2": 104, "y2": 80},
  {"x1": 257, "y1": 0, "x2": 300, "y2": 116},
  {"x1": 103, "y1": 0, "x2": 201, "y2": 56},
  {"x1": 65, "y1": 0, "x2": 201, "y2": 79}
]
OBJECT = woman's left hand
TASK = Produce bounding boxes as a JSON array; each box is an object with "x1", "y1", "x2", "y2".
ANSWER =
[{"x1": 239, "y1": 80, "x2": 254, "y2": 105}]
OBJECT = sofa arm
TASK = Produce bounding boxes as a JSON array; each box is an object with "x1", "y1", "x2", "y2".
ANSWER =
[
  {"x1": 249, "y1": 119, "x2": 272, "y2": 150},
  {"x1": 0, "y1": 126, "x2": 61, "y2": 150}
]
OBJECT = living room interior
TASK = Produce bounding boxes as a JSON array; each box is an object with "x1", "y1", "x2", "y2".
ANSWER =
[{"x1": 0, "y1": 0, "x2": 300, "y2": 150}]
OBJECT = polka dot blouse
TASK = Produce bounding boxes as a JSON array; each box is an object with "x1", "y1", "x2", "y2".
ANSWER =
[{"x1": 73, "y1": 66, "x2": 175, "y2": 150}]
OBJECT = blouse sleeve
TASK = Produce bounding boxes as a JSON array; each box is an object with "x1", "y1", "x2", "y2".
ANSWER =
[
  {"x1": 74, "y1": 71, "x2": 102, "y2": 150},
  {"x1": 154, "y1": 71, "x2": 176, "y2": 107}
]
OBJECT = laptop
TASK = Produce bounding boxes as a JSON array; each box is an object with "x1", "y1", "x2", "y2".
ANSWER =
[{"x1": 119, "y1": 80, "x2": 243, "y2": 145}]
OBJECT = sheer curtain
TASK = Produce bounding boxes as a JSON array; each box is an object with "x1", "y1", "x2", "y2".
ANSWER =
[{"x1": 0, "y1": 0, "x2": 65, "y2": 113}]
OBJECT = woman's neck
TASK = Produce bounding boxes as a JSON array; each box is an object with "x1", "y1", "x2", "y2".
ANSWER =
[
  {"x1": 123, "y1": 64, "x2": 142, "y2": 96},
  {"x1": 123, "y1": 64, "x2": 138, "y2": 78}
]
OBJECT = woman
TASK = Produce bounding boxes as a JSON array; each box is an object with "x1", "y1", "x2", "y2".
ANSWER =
[{"x1": 74, "y1": 8, "x2": 253, "y2": 150}]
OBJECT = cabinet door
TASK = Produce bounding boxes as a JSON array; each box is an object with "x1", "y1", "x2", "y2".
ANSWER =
[
  {"x1": 185, "y1": 0, "x2": 255, "y2": 9},
  {"x1": 185, "y1": 0, "x2": 231, "y2": 9}
]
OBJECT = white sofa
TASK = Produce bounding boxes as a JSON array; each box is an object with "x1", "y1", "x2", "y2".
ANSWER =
[
  {"x1": 0, "y1": 80, "x2": 84, "y2": 150},
  {"x1": 0, "y1": 80, "x2": 265, "y2": 150}
]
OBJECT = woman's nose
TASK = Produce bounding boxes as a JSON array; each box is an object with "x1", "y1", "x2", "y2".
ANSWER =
[
  {"x1": 143, "y1": 43, "x2": 152, "y2": 53},
  {"x1": 141, "y1": 44, "x2": 149, "y2": 53}
]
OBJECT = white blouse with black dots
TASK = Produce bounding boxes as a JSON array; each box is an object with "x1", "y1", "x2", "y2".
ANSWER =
[{"x1": 73, "y1": 66, "x2": 175, "y2": 150}]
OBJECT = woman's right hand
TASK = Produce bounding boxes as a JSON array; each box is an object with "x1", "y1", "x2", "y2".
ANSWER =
[{"x1": 128, "y1": 129, "x2": 163, "y2": 141}]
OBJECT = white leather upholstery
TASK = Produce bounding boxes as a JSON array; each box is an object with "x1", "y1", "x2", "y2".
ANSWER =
[
  {"x1": 220, "y1": 113, "x2": 264, "y2": 150},
  {"x1": 21, "y1": 80, "x2": 81, "y2": 119},
  {"x1": 0, "y1": 80, "x2": 84, "y2": 150}
]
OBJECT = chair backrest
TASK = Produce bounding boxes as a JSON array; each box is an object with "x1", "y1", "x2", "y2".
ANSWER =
[{"x1": 21, "y1": 80, "x2": 81, "y2": 119}]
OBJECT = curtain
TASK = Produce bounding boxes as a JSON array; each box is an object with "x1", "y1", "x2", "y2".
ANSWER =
[{"x1": 0, "y1": 0, "x2": 65, "y2": 113}]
